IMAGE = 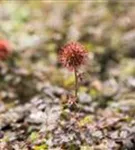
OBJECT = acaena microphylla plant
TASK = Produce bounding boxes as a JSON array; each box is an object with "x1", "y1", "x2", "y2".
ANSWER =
[
  {"x1": 59, "y1": 41, "x2": 88, "y2": 101},
  {"x1": 0, "y1": 40, "x2": 11, "y2": 60}
]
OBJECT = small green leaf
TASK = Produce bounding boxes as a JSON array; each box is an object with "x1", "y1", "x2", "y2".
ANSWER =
[
  {"x1": 29, "y1": 132, "x2": 39, "y2": 142},
  {"x1": 79, "y1": 115, "x2": 94, "y2": 127},
  {"x1": 34, "y1": 144, "x2": 48, "y2": 150}
]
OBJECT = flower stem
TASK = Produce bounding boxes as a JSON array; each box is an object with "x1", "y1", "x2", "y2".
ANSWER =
[{"x1": 74, "y1": 68, "x2": 78, "y2": 99}]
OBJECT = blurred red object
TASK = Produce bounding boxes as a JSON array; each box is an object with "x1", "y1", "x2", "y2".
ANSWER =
[{"x1": 0, "y1": 40, "x2": 11, "y2": 60}]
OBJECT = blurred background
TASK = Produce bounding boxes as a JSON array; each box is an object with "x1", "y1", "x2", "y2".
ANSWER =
[
  {"x1": 0, "y1": 1, "x2": 135, "y2": 149},
  {"x1": 0, "y1": 0, "x2": 135, "y2": 107}
]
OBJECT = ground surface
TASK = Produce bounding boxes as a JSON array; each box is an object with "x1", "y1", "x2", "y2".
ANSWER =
[{"x1": 0, "y1": 1, "x2": 135, "y2": 150}]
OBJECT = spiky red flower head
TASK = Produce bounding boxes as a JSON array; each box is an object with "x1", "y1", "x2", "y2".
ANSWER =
[
  {"x1": 0, "y1": 40, "x2": 11, "y2": 60},
  {"x1": 59, "y1": 41, "x2": 87, "y2": 71}
]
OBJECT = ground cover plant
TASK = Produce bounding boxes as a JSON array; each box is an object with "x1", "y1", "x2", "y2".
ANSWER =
[{"x1": 0, "y1": 1, "x2": 135, "y2": 150}]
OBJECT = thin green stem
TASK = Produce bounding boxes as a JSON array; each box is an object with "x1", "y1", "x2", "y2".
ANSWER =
[{"x1": 74, "y1": 68, "x2": 78, "y2": 99}]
